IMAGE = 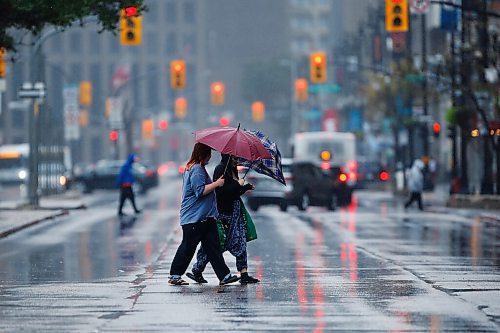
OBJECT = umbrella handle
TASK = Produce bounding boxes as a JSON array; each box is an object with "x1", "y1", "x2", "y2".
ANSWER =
[{"x1": 242, "y1": 160, "x2": 254, "y2": 179}]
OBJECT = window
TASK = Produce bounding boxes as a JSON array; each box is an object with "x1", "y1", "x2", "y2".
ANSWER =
[
  {"x1": 109, "y1": 33, "x2": 119, "y2": 54},
  {"x1": 184, "y1": 2, "x2": 195, "y2": 23},
  {"x1": 69, "y1": 32, "x2": 82, "y2": 54},
  {"x1": 89, "y1": 34, "x2": 101, "y2": 54},
  {"x1": 12, "y1": 110, "x2": 24, "y2": 128},
  {"x1": 183, "y1": 33, "x2": 196, "y2": 54},
  {"x1": 147, "y1": 1, "x2": 158, "y2": 22},
  {"x1": 166, "y1": 2, "x2": 177, "y2": 23},
  {"x1": 70, "y1": 63, "x2": 82, "y2": 82},
  {"x1": 90, "y1": 63, "x2": 101, "y2": 124},
  {"x1": 147, "y1": 32, "x2": 159, "y2": 54},
  {"x1": 166, "y1": 32, "x2": 177, "y2": 55},
  {"x1": 146, "y1": 64, "x2": 159, "y2": 108}
]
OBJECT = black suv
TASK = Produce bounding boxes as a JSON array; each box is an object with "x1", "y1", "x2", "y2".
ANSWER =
[
  {"x1": 245, "y1": 159, "x2": 339, "y2": 212},
  {"x1": 74, "y1": 160, "x2": 158, "y2": 194}
]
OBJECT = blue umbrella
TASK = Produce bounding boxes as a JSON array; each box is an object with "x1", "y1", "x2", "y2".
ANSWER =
[{"x1": 239, "y1": 130, "x2": 286, "y2": 185}]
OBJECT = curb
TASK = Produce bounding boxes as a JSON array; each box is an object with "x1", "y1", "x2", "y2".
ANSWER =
[{"x1": 0, "y1": 210, "x2": 69, "y2": 239}]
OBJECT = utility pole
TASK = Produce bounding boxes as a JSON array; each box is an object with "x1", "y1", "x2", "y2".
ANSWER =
[
  {"x1": 459, "y1": 0, "x2": 470, "y2": 194},
  {"x1": 477, "y1": 0, "x2": 493, "y2": 194},
  {"x1": 421, "y1": 13, "x2": 429, "y2": 157}
]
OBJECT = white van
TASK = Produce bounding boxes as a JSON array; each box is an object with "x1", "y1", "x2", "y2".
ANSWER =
[{"x1": 291, "y1": 131, "x2": 357, "y2": 205}]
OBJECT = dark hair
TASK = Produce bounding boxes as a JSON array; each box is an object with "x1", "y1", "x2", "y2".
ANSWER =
[
  {"x1": 186, "y1": 143, "x2": 212, "y2": 170},
  {"x1": 220, "y1": 154, "x2": 237, "y2": 177}
]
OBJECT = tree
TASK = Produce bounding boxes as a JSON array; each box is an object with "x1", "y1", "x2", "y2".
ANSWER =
[{"x1": 0, "y1": 0, "x2": 146, "y2": 51}]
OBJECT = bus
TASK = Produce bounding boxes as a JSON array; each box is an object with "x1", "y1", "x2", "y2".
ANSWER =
[
  {"x1": 291, "y1": 131, "x2": 357, "y2": 205},
  {"x1": 0, "y1": 143, "x2": 29, "y2": 185},
  {"x1": 0, "y1": 143, "x2": 70, "y2": 193}
]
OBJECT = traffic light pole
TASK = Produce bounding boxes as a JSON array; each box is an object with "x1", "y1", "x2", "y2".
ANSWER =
[{"x1": 421, "y1": 13, "x2": 429, "y2": 157}]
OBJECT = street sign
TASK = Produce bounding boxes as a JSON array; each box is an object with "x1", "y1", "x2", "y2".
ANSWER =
[
  {"x1": 410, "y1": 0, "x2": 430, "y2": 14},
  {"x1": 308, "y1": 84, "x2": 341, "y2": 93},
  {"x1": 63, "y1": 85, "x2": 80, "y2": 140},
  {"x1": 108, "y1": 97, "x2": 124, "y2": 129}
]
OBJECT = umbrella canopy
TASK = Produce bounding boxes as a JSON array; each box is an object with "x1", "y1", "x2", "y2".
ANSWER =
[
  {"x1": 239, "y1": 130, "x2": 286, "y2": 185},
  {"x1": 195, "y1": 125, "x2": 271, "y2": 161}
]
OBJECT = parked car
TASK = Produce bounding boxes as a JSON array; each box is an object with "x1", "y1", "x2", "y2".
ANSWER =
[
  {"x1": 244, "y1": 158, "x2": 341, "y2": 212},
  {"x1": 74, "y1": 159, "x2": 158, "y2": 194}
]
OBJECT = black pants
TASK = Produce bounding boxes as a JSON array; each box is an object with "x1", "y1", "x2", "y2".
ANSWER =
[
  {"x1": 405, "y1": 191, "x2": 423, "y2": 210},
  {"x1": 170, "y1": 218, "x2": 230, "y2": 281},
  {"x1": 118, "y1": 186, "x2": 139, "y2": 213}
]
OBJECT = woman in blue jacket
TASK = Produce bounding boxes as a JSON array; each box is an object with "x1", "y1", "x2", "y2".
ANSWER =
[{"x1": 168, "y1": 143, "x2": 239, "y2": 286}]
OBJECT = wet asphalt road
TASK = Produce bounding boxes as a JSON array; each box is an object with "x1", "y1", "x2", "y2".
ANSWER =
[{"x1": 0, "y1": 177, "x2": 499, "y2": 332}]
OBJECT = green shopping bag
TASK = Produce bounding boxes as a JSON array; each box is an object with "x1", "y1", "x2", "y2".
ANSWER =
[
  {"x1": 216, "y1": 219, "x2": 226, "y2": 250},
  {"x1": 241, "y1": 203, "x2": 257, "y2": 242}
]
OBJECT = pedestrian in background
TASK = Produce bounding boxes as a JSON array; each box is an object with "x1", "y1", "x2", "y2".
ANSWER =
[
  {"x1": 404, "y1": 159, "x2": 425, "y2": 211},
  {"x1": 187, "y1": 154, "x2": 260, "y2": 285},
  {"x1": 168, "y1": 143, "x2": 239, "y2": 286},
  {"x1": 116, "y1": 153, "x2": 141, "y2": 216}
]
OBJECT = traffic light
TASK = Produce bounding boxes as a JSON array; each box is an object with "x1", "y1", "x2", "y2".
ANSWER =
[
  {"x1": 310, "y1": 52, "x2": 327, "y2": 83},
  {"x1": 158, "y1": 119, "x2": 169, "y2": 131},
  {"x1": 211, "y1": 82, "x2": 225, "y2": 106},
  {"x1": 251, "y1": 101, "x2": 265, "y2": 122},
  {"x1": 219, "y1": 116, "x2": 230, "y2": 127},
  {"x1": 79, "y1": 110, "x2": 89, "y2": 128},
  {"x1": 79, "y1": 81, "x2": 92, "y2": 106},
  {"x1": 142, "y1": 119, "x2": 154, "y2": 140},
  {"x1": 120, "y1": 8, "x2": 142, "y2": 45},
  {"x1": 0, "y1": 48, "x2": 6, "y2": 78},
  {"x1": 432, "y1": 122, "x2": 441, "y2": 138},
  {"x1": 295, "y1": 78, "x2": 308, "y2": 102},
  {"x1": 385, "y1": 0, "x2": 409, "y2": 33},
  {"x1": 109, "y1": 130, "x2": 119, "y2": 142},
  {"x1": 170, "y1": 60, "x2": 186, "y2": 90},
  {"x1": 175, "y1": 97, "x2": 187, "y2": 119}
]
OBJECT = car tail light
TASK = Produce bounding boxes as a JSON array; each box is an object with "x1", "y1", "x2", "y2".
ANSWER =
[
  {"x1": 339, "y1": 173, "x2": 347, "y2": 182},
  {"x1": 379, "y1": 170, "x2": 390, "y2": 181},
  {"x1": 348, "y1": 172, "x2": 357, "y2": 181},
  {"x1": 347, "y1": 160, "x2": 358, "y2": 171},
  {"x1": 157, "y1": 164, "x2": 168, "y2": 175},
  {"x1": 145, "y1": 170, "x2": 154, "y2": 177},
  {"x1": 321, "y1": 162, "x2": 331, "y2": 170},
  {"x1": 178, "y1": 165, "x2": 186, "y2": 174}
]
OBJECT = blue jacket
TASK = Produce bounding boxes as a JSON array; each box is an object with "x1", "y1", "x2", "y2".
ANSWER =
[
  {"x1": 116, "y1": 154, "x2": 136, "y2": 186},
  {"x1": 179, "y1": 164, "x2": 218, "y2": 225}
]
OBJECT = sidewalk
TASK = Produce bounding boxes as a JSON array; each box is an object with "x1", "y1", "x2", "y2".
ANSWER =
[{"x1": 0, "y1": 190, "x2": 85, "y2": 238}]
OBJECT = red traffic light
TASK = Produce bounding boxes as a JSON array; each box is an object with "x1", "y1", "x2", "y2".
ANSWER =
[
  {"x1": 125, "y1": 6, "x2": 138, "y2": 17},
  {"x1": 109, "y1": 130, "x2": 119, "y2": 141},
  {"x1": 219, "y1": 116, "x2": 230, "y2": 127},
  {"x1": 379, "y1": 170, "x2": 390, "y2": 182},
  {"x1": 158, "y1": 120, "x2": 169, "y2": 130},
  {"x1": 432, "y1": 122, "x2": 441, "y2": 133}
]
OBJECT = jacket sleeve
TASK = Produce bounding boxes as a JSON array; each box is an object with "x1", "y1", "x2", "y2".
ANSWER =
[{"x1": 189, "y1": 166, "x2": 207, "y2": 198}]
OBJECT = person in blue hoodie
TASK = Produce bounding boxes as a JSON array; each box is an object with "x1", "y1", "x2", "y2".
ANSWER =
[{"x1": 116, "y1": 154, "x2": 141, "y2": 216}]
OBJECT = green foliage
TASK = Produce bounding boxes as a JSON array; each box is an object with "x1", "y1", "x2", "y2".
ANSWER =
[
  {"x1": 241, "y1": 59, "x2": 290, "y2": 107},
  {"x1": 0, "y1": 0, "x2": 145, "y2": 51},
  {"x1": 445, "y1": 107, "x2": 458, "y2": 125}
]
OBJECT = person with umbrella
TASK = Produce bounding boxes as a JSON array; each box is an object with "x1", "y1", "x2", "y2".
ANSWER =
[
  {"x1": 187, "y1": 153, "x2": 260, "y2": 284},
  {"x1": 168, "y1": 142, "x2": 240, "y2": 286}
]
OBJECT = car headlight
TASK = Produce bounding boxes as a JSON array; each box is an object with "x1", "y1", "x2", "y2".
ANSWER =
[{"x1": 18, "y1": 170, "x2": 27, "y2": 180}]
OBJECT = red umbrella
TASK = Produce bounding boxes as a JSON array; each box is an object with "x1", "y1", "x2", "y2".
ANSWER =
[{"x1": 195, "y1": 125, "x2": 272, "y2": 161}]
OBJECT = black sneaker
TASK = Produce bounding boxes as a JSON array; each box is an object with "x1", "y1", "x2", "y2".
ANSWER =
[
  {"x1": 240, "y1": 274, "x2": 260, "y2": 284},
  {"x1": 186, "y1": 272, "x2": 208, "y2": 284},
  {"x1": 219, "y1": 274, "x2": 239, "y2": 285}
]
